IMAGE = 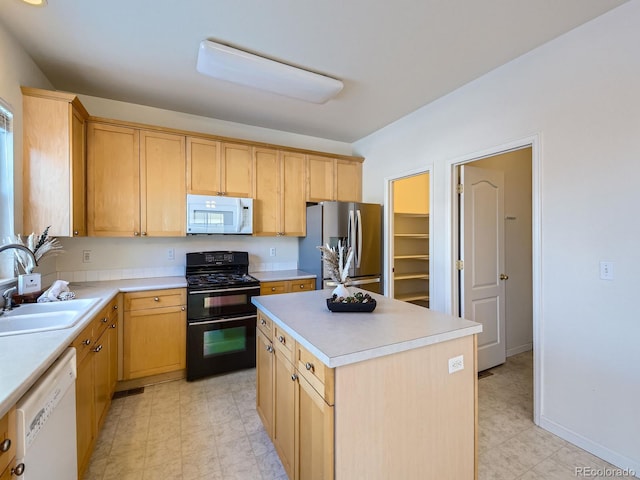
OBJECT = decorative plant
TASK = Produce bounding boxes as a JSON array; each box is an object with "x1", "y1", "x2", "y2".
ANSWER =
[
  {"x1": 317, "y1": 240, "x2": 354, "y2": 285},
  {"x1": 12, "y1": 226, "x2": 64, "y2": 274}
]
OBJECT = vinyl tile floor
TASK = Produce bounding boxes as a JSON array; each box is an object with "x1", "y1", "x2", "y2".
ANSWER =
[{"x1": 84, "y1": 350, "x2": 618, "y2": 480}]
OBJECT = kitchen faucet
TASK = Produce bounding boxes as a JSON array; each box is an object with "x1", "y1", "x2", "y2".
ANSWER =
[{"x1": 0, "y1": 243, "x2": 38, "y2": 312}]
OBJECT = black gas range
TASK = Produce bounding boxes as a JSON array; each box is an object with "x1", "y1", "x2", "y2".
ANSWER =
[{"x1": 185, "y1": 251, "x2": 260, "y2": 381}]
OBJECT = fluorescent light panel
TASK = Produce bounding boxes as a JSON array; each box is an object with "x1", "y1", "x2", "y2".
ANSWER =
[
  {"x1": 196, "y1": 40, "x2": 343, "y2": 104},
  {"x1": 21, "y1": 0, "x2": 47, "y2": 5}
]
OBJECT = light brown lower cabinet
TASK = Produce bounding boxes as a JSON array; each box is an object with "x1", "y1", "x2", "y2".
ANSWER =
[
  {"x1": 259, "y1": 278, "x2": 315, "y2": 296},
  {"x1": 73, "y1": 295, "x2": 120, "y2": 478},
  {"x1": 0, "y1": 406, "x2": 17, "y2": 480},
  {"x1": 256, "y1": 307, "x2": 477, "y2": 480},
  {"x1": 123, "y1": 289, "x2": 186, "y2": 380}
]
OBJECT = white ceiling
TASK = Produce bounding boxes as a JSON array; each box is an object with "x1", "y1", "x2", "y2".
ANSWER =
[{"x1": 0, "y1": 0, "x2": 629, "y2": 143}]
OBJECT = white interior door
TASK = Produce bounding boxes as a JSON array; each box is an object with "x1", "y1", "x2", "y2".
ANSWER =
[{"x1": 460, "y1": 165, "x2": 506, "y2": 371}]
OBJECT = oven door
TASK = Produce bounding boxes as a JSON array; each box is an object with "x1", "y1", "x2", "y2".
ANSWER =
[
  {"x1": 187, "y1": 314, "x2": 256, "y2": 381},
  {"x1": 187, "y1": 285, "x2": 259, "y2": 320}
]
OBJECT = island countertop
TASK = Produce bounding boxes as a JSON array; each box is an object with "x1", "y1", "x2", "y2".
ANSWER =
[{"x1": 251, "y1": 289, "x2": 482, "y2": 368}]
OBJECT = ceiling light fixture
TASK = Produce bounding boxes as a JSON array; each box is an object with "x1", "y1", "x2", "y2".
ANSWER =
[
  {"x1": 21, "y1": 0, "x2": 47, "y2": 6},
  {"x1": 196, "y1": 40, "x2": 343, "y2": 104}
]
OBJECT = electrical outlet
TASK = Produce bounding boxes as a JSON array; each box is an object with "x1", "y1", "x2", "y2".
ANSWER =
[
  {"x1": 167, "y1": 248, "x2": 175, "y2": 261},
  {"x1": 82, "y1": 250, "x2": 92, "y2": 263},
  {"x1": 270, "y1": 247, "x2": 276, "y2": 257},
  {"x1": 600, "y1": 261, "x2": 614, "y2": 280},
  {"x1": 448, "y1": 355, "x2": 464, "y2": 374}
]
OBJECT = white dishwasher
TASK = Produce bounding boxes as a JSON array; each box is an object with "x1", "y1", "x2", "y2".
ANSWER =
[{"x1": 16, "y1": 347, "x2": 78, "y2": 479}]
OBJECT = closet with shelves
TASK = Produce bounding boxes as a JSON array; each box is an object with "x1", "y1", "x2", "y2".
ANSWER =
[{"x1": 392, "y1": 173, "x2": 430, "y2": 308}]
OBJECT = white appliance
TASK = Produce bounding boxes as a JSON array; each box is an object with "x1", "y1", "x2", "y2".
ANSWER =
[
  {"x1": 16, "y1": 348, "x2": 77, "y2": 480},
  {"x1": 186, "y1": 194, "x2": 253, "y2": 235}
]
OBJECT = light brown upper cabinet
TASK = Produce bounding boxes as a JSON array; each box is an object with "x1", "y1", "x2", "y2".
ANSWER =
[
  {"x1": 186, "y1": 137, "x2": 253, "y2": 197},
  {"x1": 254, "y1": 148, "x2": 306, "y2": 236},
  {"x1": 87, "y1": 122, "x2": 186, "y2": 237},
  {"x1": 22, "y1": 86, "x2": 89, "y2": 237},
  {"x1": 306, "y1": 155, "x2": 362, "y2": 203}
]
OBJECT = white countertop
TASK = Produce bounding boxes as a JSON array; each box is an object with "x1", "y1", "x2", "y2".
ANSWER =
[
  {"x1": 252, "y1": 289, "x2": 482, "y2": 368},
  {"x1": 0, "y1": 276, "x2": 187, "y2": 417},
  {"x1": 251, "y1": 270, "x2": 316, "y2": 282}
]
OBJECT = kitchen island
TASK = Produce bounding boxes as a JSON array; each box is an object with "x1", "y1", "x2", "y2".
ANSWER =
[{"x1": 252, "y1": 289, "x2": 482, "y2": 480}]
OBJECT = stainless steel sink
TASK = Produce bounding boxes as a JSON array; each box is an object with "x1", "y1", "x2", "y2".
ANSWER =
[{"x1": 0, "y1": 298, "x2": 100, "y2": 337}]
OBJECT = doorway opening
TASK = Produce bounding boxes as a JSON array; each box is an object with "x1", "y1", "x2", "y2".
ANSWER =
[
  {"x1": 450, "y1": 140, "x2": 539, "y2": 424},
  {"x1": 386, "y1": 169, "x2": 432, "y2": 307}
]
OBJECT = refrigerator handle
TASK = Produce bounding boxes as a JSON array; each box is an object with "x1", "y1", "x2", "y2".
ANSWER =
[
  {"x1": 356, "y1": 209, "x2": 363, "y2": 268},
  {"x1": 348, "y1": 209, "x2": 355, "y2": 250}
]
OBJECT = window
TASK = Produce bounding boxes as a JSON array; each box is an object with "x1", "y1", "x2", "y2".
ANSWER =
[{"x1": 0, "y1": 99, "x2": 14, "y2": 279}]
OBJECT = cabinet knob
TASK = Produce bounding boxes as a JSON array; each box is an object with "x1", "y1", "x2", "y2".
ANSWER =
[
  {"x1": 260, "y1": 319, "x2": 267, "y2": 325},
  {"x1": 278, "y1": 335, "x2": 285, "y2": 344},
  {"x1": 73, "y1": 230, "x2": 79, "y2": 236},
  {"x1": 82, "y1": 339, "x2": 91, "y2": 346},
  {"x1": 305, "y1": 362, "x2": 314, "y2": 372},
  {"x1": 271, "y1": 287, "x2": 276, "y2": 292},
  {"x1": 181, "y1": 306, "x2": 185, "y2": 311},
  {"x1": 500, "y1": 273, "x2": 509, "y2": 280},
  {"x1": 113, "y1": 304, "x2": 118, "y2": 310},
  {"x1": 0, "y1": 438, "x2": 10, "y2": 452},
  {"x1": 299, "y1": 284, "x2": 304, "y2": 289},
  {"x1": 12, "y1": 463, "x2": 25, "y2": 476},
  {"x1": 134, "y1": 232, "x2": 140, "y2": 236},
  {"x1": 110, "y1": 323, "x2": 117, "y2": 329},
  {"x1": 291, "y1": 373, "x2": 298, "y2": 381},
  {"x1": 141, "y1": 232, "x2": 147, "y2": 236},
  {"x1": 93, "y1": 344, "x2": 103, "y2": 353},
  {"x1": 266, "y1": 345, "x2": 273, "y2": 353},
  {"x1": 102, "y1": 317, "x2": 108, "y2": 323},
  {"x1": 154, "y1": 297, "x2": 160, "y2": 302}
]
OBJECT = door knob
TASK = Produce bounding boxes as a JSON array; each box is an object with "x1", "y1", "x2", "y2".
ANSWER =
[{"x1": 500, "y1": 274, "x2": 509, "y2": 280}]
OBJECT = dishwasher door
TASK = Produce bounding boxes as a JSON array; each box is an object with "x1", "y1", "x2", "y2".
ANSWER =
[{"x1": 16, "y1": 347, "x2": 78, "y2": 479}]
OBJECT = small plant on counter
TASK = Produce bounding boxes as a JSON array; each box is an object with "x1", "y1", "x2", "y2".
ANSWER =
[
  {"x1": 317, "y1": 240, "x2": 354, "y2": 285},
  {"x1": 11, "y1": 226, "x2": 64, "y2": 274}
]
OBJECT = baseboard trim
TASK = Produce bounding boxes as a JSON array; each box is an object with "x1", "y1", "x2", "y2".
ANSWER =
[
  {"x1": 539, "y1": 415, "x2": 639, "y2": 476},
  {"x1": 506, "y1": 343, "x2": 533, "y2": 357},
  {"x1": 115, "y1": 369, "x2": 186, "y2": 392}
]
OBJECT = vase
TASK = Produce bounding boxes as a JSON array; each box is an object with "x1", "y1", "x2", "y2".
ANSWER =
[{"x1": 332, "y1": 283, "x2": 350, "y2": 298}]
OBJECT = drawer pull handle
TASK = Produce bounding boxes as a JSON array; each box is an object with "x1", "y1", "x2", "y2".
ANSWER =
[
  {"x1": 12, "y1": 463, "x2": 25, "y2": 476},
  {"x1": 260, "y1": 319, "x2": 266, "y2": 326},
  {"x1": 278, "y1": 335, "x2": 285, "y2": 344},
  {"x1": 305, "y1": 362, "x2": 314, "y2": 372},
  {"x1": 0, "y1": 438, "x2": 10, "y2": 452},
  {"x1": 93, "y1": 344, "x2": 103, "y2": 353},
  {"x1": 82, "y1": 339, "x2": 91, "y2": 346},
  {"x1": 291, "y1": 373, "x2": 298, "y2": 381},
  {"x1": 154, "y1": 297, "x2": 160, "y2": 302},
  {"x1": 299, "y1": 284, "x2": 304, "y2": 289},
  {"x1": 271, "y1": 287, "x2": 276, "y2": 291}
]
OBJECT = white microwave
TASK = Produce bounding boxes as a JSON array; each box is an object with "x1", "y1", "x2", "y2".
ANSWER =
[{"x1": 186, "y1": 194, "x2": 253, "y2": 235}]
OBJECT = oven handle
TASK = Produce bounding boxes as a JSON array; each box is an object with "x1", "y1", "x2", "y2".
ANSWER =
[
  {"x1": 189, "y1": 315, "x2": 256, "y2": 326},
  {"x1": 188, "y1": 286, "x2": 259, "y2": 294}
]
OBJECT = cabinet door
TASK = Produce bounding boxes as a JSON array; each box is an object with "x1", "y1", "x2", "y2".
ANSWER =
[
  {"x1": 273, "y1": 351, "x2": 297, "y2": 480},
  {"x1": 123, "y1": 305, "x2": 186, "y2": 379},
  {"x1": 140, "y1": 130, "x2": 186, "y2": 236},
  {"x1": 256, "y1": 330, "x2": 274, "y2": 437},
  {"x1": 335, "y1": 159, "x2": 362, "y2": 202},
  {"x1": 221, "y1": 143, "x2": 253, "y2": 197},
  {"x1": 281, "y1": 151, "x2": 306, "y2": 236},
  {"x1": 70, "y1": 107, "x2": 87, "y2": 236},
  {"x1": 75, "y1": 351, "x2": 95, "y2": 477},
  {"x1": 93, "y1": 326, "x2": 110, "y2": 431},
  {"x1": 187, "y1": 136, "x2": 221, "y2": 195},
  {"x1": 108, "y1": 311, "x2": 119, "y2": 394},
  {"x1": 253, "y1": 147, "x2": 280, "y2": 236},
  {"x1": 87, "y1": 122, "x2": 140, "y2": 236},
  {"x1": 306, "y1": 155, "x2": 335, "y2": 202},
  {"x1": 297, "y1": 374, "x2": 334, "y2": 480}
]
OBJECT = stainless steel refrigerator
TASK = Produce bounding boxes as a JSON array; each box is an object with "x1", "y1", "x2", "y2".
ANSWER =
[{"x1": 299, "y1": 201, "x2": 383, "y2": 293}]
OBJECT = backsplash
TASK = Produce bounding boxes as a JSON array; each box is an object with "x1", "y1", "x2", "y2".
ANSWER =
[{"x1": 54, "y1": 235, "x2": 300, "y2": 283}]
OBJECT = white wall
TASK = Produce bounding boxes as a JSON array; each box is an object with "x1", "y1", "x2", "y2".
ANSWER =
[{"x1": 354, "y1": 1, "x2": 640, "y2": 472}]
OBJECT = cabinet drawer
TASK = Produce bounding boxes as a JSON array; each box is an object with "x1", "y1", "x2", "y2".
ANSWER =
[
  {"x1": 124, "y1": 289, "x2": 186, "y2": 311},
  {"x1": 273, "y1": 326, "x2": 295, "y2": 363},
  {"x1": 287, "y1": 279, "x2": 315, "y2": 292},
  {"x1": 0, "y1": 406, "x2": 16, "y2": 475},
  {"x1": 257, "y1": 310, "x2": 273, "y2": 339},
  {"x1": 297, "y1": 344, "x2": 335, "y2": 405},
  {"x1": 260, "y1": 281, "x2": 287, "y2": 296}
]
